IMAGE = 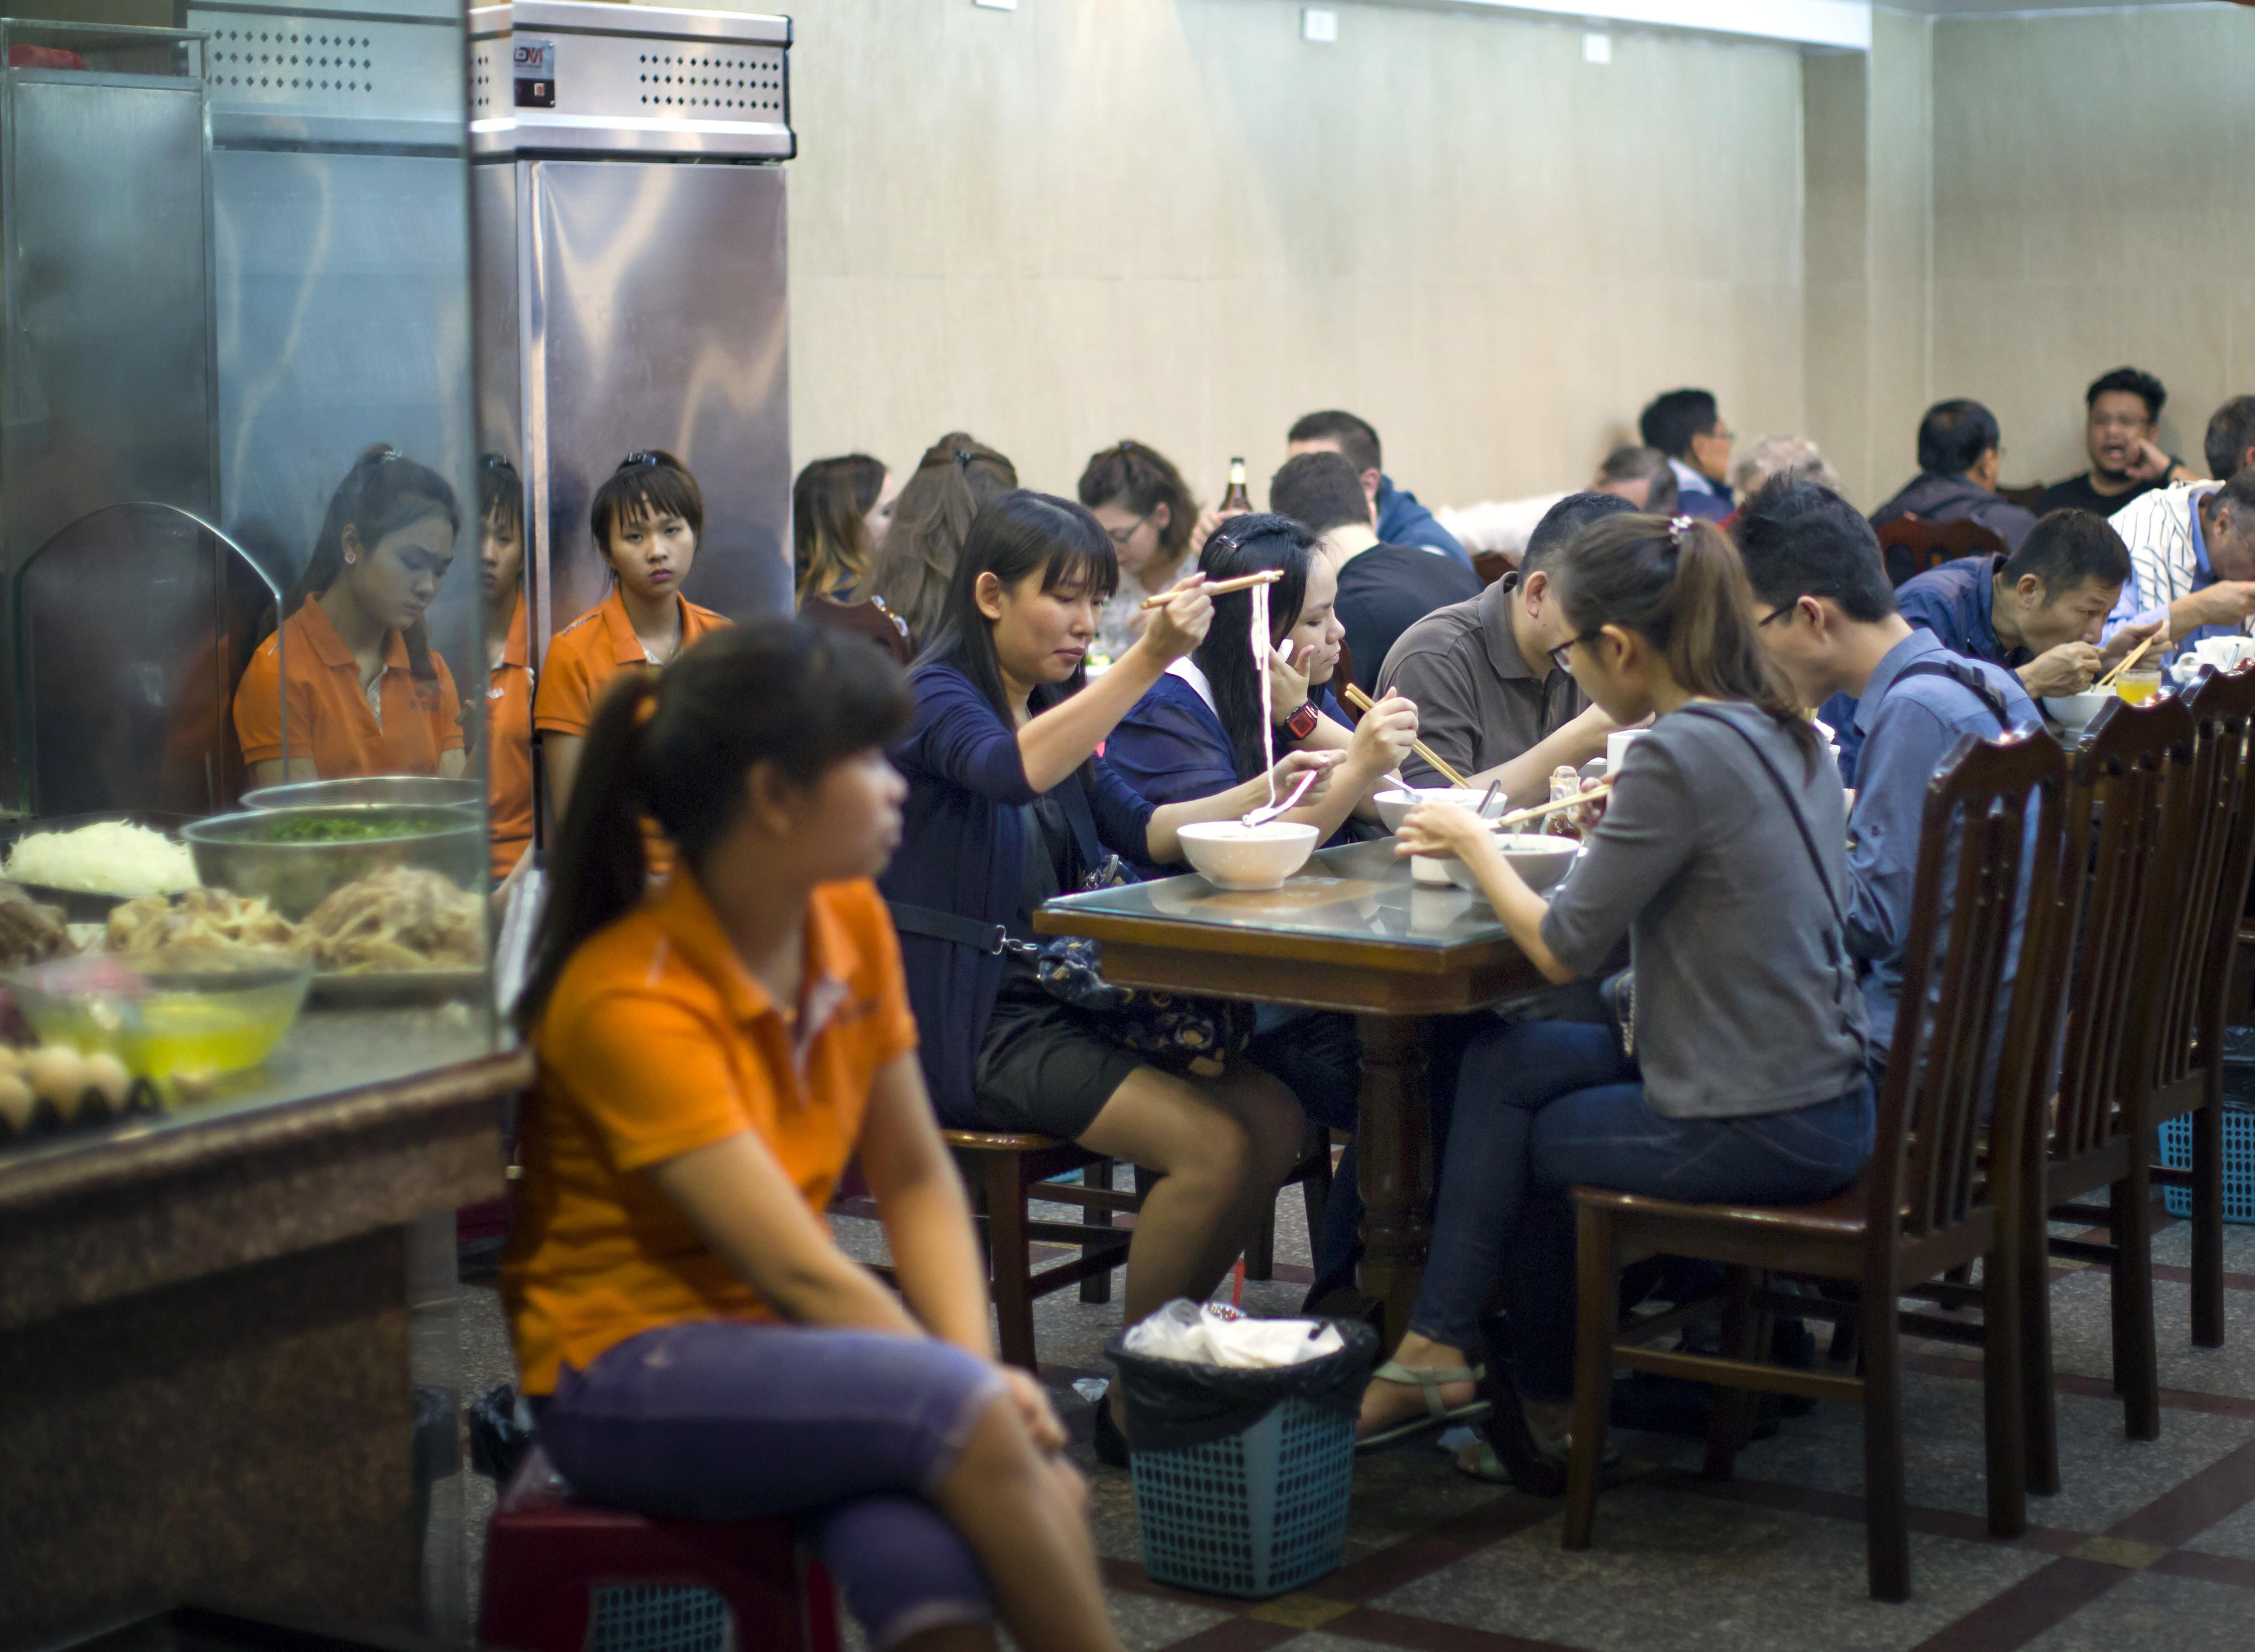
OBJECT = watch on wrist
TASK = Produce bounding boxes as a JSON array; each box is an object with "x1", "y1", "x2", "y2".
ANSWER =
[{"x1": 1279, "y1": 701, "x2": 1320, "y2": 740}]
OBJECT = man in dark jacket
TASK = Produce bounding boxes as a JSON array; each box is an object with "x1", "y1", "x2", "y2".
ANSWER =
[
  {"x1": 1285, "y1": 408, "x2": 1471, "y2": 567},
  {"x1": 1870, "y1": 399, "x2": 2039, "y2": 553}
]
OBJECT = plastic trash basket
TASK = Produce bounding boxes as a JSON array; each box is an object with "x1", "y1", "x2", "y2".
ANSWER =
[
  {"x1": 1127, "y1": 1394, "x2": 1356, "y2": 1598},
  {"x1": 2158, "y1": 1109, "x2": 2255, "y2": 1224}
]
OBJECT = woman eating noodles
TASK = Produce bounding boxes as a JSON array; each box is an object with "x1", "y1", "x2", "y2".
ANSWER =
[
  {"x1": 879, "y1": 489, "x2": 1335, "y2": 1461},
  {"x1": 505, "y1": 620, "x2": 1122, "y2": 1652},
  {"x1": 1106, "y1": 512, "x2": 1418, "y2": 872},
  {"x1": 1363, "y1": 515, "x2": 1873, "y2": 1471},
  {"x1": 233, "y1": 444, "x2": 466, "y2": 785}
]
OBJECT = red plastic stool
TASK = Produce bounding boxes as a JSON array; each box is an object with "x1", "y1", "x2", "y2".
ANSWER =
[{"x1": 479, "y1": 1446, "x2": 842, "y2": 1652}]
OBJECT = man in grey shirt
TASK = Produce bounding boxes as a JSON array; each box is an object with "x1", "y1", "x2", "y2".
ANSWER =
[{"x1": 1375, "y1": 492, "x2": 1623, "y2": 804}]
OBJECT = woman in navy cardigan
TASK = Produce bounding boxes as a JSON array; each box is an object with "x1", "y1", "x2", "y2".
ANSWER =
[{"x1": 880, "y1": 490, "x2": 1334, "y2": 1455}]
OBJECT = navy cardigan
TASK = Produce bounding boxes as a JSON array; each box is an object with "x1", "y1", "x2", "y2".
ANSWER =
[{"x1": 878, "y1": 657, "x2": 1156, "y2": 1127}]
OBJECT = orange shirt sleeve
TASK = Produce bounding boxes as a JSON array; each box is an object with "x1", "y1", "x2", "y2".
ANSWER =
[
  {"x1": 532, "y1": 631, "x2": 595, "y2": 737},
  {"x1": 428, "y1": 652, "x2": 465, "y2": 753},
  {"x1": 545, "y1": 985, "x2": 764, "y2": 1174},
  {"x1": 232, "y1": 635, "x2": 307, "y2": 766},
  {"x1": 848, "y1": 882, "x2": 922, "y2": 1067}
]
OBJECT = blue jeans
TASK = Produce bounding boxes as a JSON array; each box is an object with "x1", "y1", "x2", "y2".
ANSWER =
[
  {"x1": 1411, "y1": 1021, "x2": 1874, "y2": 1400},
  {"x1": 534, "y1": 1322, "x2": 1006, "y2": 1652}
]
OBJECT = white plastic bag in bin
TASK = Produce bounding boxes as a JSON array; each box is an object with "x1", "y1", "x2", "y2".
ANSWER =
[{"x1": 1122, "y1": 1299, "x2": 1345, "y2": 1368}]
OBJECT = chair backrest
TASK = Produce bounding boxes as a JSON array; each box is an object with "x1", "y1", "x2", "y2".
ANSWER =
[
  {"x1": 2147, "y1": 664, "x2": 2255, "y2": 1092},
  {"x1": 1471, "y1": 550, "x2": 1511, "y2": 589},
  {"x1": 1870, "y1": 727, "x2": 2071, "y2": 1247},
  {"x1": 1874, "y1": 516, "x2": 2007, "y2": 588},
  {"x1": 2050, "y1": 693, "x2": 2197, "y2": 1161},
  {"x1": 801, "y1": 593, "x2": 914, "y2": 666}
]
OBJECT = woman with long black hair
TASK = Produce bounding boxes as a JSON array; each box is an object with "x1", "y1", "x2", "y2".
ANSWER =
[
  {"x1": 880, "y1": 489, "x2": 1338, "y2": 1460},
  {"x1": 505, "y1": 619, "x2": 1122, "y2": 1652},
  {"x1": 1364, "y1": 515, "x2": 1873, "y2": 1472}
]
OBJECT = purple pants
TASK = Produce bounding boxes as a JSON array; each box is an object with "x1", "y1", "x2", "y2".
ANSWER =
[{"x1": 534, "y1": 1320, "x2": 1007, "y2": 1651}]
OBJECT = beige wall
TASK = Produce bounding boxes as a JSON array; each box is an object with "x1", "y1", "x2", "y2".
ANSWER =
[
  {"x1": 1929, "y1": 6, "x2": 2255, "y2": 492},
  {"x1": 774, "y1": 0, "x2": 1808, "y2": 513}
]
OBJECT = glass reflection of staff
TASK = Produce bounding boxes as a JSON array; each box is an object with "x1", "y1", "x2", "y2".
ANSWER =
[
  {"x1": 479, "y1": 454, "x2": 534, "y2": 883},
  {"x1": 233, "y1": 444, "x2": 466, "y2": 786}
]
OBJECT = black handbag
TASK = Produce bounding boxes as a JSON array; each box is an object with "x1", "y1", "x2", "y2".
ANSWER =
[{"x1": 889, "y1": 776, "x2": 1253, "y2": 1075}]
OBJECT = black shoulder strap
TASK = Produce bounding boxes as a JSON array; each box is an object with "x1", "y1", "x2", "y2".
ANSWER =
[
  {"x1": 1887, "y1": 657, "x2": 2017, "y2": 732},
  {"x1": 1050, "y1": 768, "x2": 1108, "y2": 882},
  {"x1": 1675, "y1": 705, "x2": 1867, "y2": 1062}
]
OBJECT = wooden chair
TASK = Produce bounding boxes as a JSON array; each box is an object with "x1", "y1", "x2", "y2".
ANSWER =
[
  {"x1": 1561, "y1": 728, "x2": 2074, "y2": 1601},
  {"x1": 1243, "y1": 1122, "x2": 1337, "y2": 1280},
  {"x1": 1873, "y1": 515, "x2": 2006, "y2": 588},
  {"x1": 1471, "y1": 550, "x2": 1513, "y2": 589}
]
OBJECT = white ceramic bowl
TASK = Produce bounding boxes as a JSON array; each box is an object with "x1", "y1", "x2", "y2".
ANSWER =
[
  {"x1": 2042, "y1": 690, "x2": 2111, "y2": 737},
  {"x1": 1443, "y1": 832, "x2": 1581, "y2": 895},
  {"x1": 1177, "y1": 821, "x2": 1320, "y2": 891},
  {"x1": 1374, "y1": 787, "x2": 1485, "y2": 833}
]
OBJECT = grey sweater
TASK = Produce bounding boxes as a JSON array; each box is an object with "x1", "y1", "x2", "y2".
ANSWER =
[{"x1": 1539, "y1": 701, "x2": 1869, "y2": 1119}]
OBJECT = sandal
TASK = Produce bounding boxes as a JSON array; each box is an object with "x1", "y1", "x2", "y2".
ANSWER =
[
  {"x1": 1355, "y1": 1359, "x2": 1494, "y2": 1452},
  {"x1": 1451, "y1": 1386, "x2": 1617, "y2": 1495}
]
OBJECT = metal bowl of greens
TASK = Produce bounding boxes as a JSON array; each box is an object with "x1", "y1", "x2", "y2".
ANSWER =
[
  {"x1": 182, "y1": 806, "x2": 485, "y2": 919},
  {"x1": 241, "y1": 776, "x2": 484, "y2": 813}
]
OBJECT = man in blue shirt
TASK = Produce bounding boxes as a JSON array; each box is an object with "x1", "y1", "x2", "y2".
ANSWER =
[
  {"x1": 1637, "y1": 387, "x2": 1735, "y2": 520},
  {"x1": 1737, "y1": 476, "x2": 2040, "y2": 1077},
  {"x1": 1824, "y1": 510, "x2": 2159, "y2": 782},
  {"x1": 1285, "y1": 408, "x2": 1471, "y2": 567}
]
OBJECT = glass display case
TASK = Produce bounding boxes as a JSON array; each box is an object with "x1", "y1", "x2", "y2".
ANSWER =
[{"x1": 0, "y1": 4, "x2": 501, "y2": 1165}]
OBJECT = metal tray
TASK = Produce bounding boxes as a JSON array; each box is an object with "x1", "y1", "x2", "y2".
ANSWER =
[{"x1": 307, "y1": 968, "x2": 485, "y2": 1008}]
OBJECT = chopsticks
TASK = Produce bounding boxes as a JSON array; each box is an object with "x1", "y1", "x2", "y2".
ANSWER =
[
  {"x1": 2094, "y1": 628, "x2": 2164, "y2": 690},
  {"x1": 1340, "y1": 683, "x2": 1471, "y2": 788},
  {"x1": 1488, "y1": 781, "x2": 1613, "y2": 831},
  {"x1": 1138, "y1": 568, "x2": 1283, "y2": 611}
]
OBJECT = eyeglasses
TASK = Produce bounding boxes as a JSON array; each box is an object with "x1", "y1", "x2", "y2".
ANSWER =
[
  {"x1": 1756, "y1": 603, "x2": 1793, "y2": 629},
  {"x1": 1107, "y1": 511, "x2": 1154, "y2": 548},
  {"x1": 1547, "y1": 630, "x2": 1602, "y2": 675}
]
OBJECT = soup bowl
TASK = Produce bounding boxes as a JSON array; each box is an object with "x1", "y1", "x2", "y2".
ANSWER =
[
  {"x1": 2041, "y1": 689, "x2": 2111, "y2": 739},
  {"x1": 1176, "y1": 821, "x2": 1320, "y2": 891},
  {"x1": 1440, "y1": 832, "x2": 1581, "y2": 895},
  {"x1": 1374, "y1": 787, "x2": 1486, "y2": 833}
]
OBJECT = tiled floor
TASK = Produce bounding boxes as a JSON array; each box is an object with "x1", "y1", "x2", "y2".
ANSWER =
[{"x1": 445, "y1": 1178, "x2": 2255, "y2": 1651}]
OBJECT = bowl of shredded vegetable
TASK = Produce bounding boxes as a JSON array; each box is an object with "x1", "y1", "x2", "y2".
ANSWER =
[{"x1": 183, "y1": 806, "x2": 484, "y2": 918}]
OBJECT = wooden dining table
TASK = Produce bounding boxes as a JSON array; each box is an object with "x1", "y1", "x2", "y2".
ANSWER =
[{"x1": 1032, "y1": 837, "x2": 1549, "y2": 1346}]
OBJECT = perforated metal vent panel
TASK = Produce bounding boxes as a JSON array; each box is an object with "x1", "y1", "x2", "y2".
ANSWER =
[
  {"x1": 470, "y1": 16, "x2": 792, "y2": 159},
  {"x1": 188, "y1": 6, "x2": 461, "y2": 134}
]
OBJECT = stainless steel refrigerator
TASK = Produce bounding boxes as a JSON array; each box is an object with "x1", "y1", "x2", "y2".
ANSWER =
[{"x1": 468, "y1": 0, "x2": 795, "y2": 666}]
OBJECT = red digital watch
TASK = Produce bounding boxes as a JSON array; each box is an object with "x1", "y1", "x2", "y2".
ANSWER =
[{"x1": 1280, "y1": 700, "x2": 1320, "y2": 741}]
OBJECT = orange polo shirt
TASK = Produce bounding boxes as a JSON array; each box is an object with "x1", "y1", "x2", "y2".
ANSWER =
[
  {"x1": 487, "y1": 593, "x2": 535, "y2": 882},
  {"x1": 501, "y1": 874, "x2": 919, "y2": 1395},
  {"x1": 531, "y1": 586, "x2": 729, "y2": 740},
  {"x1": 233, "y1": 598, "x2": 463, "y2": 778}
]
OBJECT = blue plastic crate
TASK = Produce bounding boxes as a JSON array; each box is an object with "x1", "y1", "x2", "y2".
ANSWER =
[
  {"x1": 1128, "y1": 1397, "x2": 1356, "y2": 1599},
  {"x1": 2157, "y1": 1108, "x2": 2255, "y2": 1223}
]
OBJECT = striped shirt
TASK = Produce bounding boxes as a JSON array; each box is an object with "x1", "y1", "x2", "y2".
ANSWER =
[{"x1": 2104, "y1": 483, "x2": 2237, "y2": 652}]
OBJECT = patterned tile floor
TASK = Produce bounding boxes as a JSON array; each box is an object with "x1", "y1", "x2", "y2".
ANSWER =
[{"x1": 450, "y1": 1179, "x2": 2255, "y2": 1651}]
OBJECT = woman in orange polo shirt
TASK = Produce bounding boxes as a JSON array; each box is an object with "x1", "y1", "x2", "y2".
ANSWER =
[
  {"x1": 477, "y1": 455, "x2": 534, "y2": 883},
  {"x1": 533, "y1": 450, "x2": 728, "y2": 825},
  {"x1": 506, "y1": 619, "x2": 1117, "y2": 1652},
  {"x1": 233, "y1": 445, "x2": 466, "y2": 785}
]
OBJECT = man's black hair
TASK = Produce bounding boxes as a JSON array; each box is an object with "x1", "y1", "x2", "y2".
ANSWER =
[
  {"x1": 2000, "y1": 509, "x2": 2132, "y2": 597},
  {"x1": 2205, "y1": 396, "x2": 2255, "y2": 481},
  {"x1": 1733, "y1": 475, "x2": 1896, "y2": 624},
  {"x1": 1637, "y1": 389, "x2": 1719, "y2": 461},
  {"x1": 1522, "y1": 491, "x2": 1636, "y2": 576},
  {"x1": 1268, "y1": 449, "x2": 1372, "y2": 537},
  {"x1": 1286, "y1": 410, "x2": 1381, "y2": 477},
  {"x1": 1916, "y1": 399, "x2": 2003, "y2": 476},
  {"x1": 2087, "y1": 366, "x2": 2166, "y2": 422}
]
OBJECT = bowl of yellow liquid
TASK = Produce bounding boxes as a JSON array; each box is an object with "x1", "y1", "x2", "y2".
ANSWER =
[{"x1": 5, "y1": 947, "x2": 311, "y2": 1080}]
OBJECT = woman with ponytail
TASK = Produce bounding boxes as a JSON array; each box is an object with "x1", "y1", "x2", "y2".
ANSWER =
[
  {"x1": 865, "y1": 432, "x2": 1016, "y2": 649},
  {"x1": 881, "y1": 488, "x2": 1339, "y2": 1463},
  {"x1": 233, "y1": 444, "x2": 466, "y2": 784},
  {"x1": 506, "y1": 620, "x2": 1122, "y2": 1652},
  {"x1": 1361, "y1": 515, "x2": 1873, "y2": 1474}
]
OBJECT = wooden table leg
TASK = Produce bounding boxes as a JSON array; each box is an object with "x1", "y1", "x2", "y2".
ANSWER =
[{"x1": 1355, "y1": 1012, "x2": 1432, "y2": 1353}]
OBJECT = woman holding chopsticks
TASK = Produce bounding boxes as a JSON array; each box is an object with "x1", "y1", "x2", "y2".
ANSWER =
[
  {"x1": 881, "y1": 489, "x2": 1339, "y2": 1464},
  {"x1": 1356, "y1": 514, "x2": 1873, "y2": 1479},
  {"x1": 1107, "y1": 513, "x2": 1420, "y2": 873}
]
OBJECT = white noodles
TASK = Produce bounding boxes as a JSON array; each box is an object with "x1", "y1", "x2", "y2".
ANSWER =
[
  {"x1": 1252, "y1": 579, "x2": 1275, "y2": 807},
  {"x1": 5, "y1": 820, "x2": 197, "y2": 897}
]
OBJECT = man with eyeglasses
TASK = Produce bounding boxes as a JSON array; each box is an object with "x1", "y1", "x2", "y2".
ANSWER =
[
  {"x1": 1373, "y1": 492, "x2": 1622, "y2": 803},
  {"x1": 1735, "y1": 476, "x2": 2037, "y2": 1076},
  {"x1": 1870, "y1": 399, "x2": 2039, "y2": 555},
  {"x1": 1637, "y1": 388, "x2": 1736, "y2": 522},
  {"x1": 2037, "y1": 367, "x2": 2195, "y2": 518}
]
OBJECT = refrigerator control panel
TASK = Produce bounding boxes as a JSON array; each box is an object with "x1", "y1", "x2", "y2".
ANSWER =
[{"x1": 468, "y1": 2, "x2": 792, "y2": 161}]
